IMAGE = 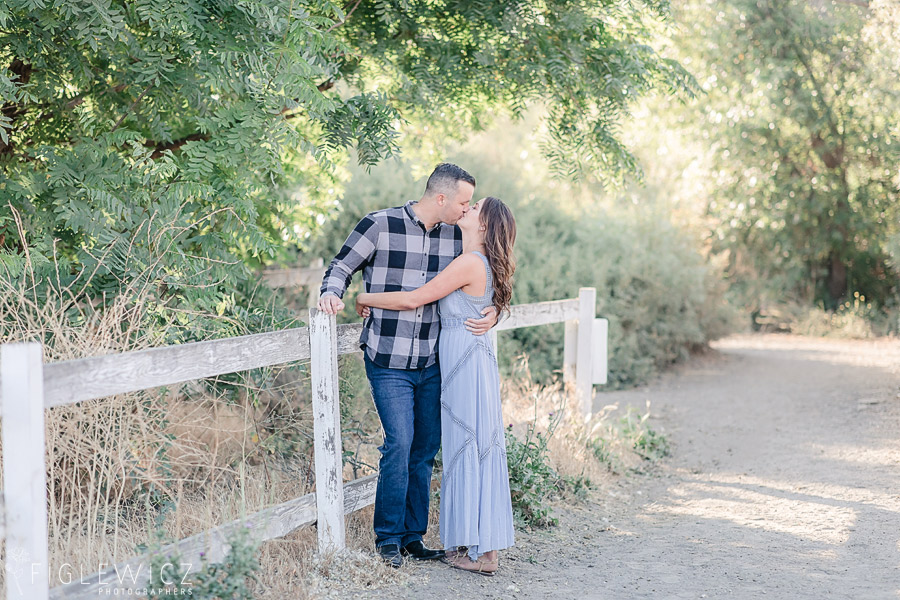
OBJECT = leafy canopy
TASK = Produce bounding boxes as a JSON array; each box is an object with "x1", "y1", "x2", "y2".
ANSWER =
[
  {"x1": 670, "y1": 0, "x2": 900, "y2": 309},
  {"x1": 0, "y1": 0, "x2": 694, "y2": 335}
]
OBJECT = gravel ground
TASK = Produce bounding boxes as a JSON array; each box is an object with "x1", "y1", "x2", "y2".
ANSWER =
[{"x1": 318, "y1": 334, "x2": 900, "y2": 600}]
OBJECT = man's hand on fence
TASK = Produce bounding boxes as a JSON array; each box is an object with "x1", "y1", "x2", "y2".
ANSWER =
[
  {"x1": 317, "y1": 293, "x2": 344, "y2": 315},
  {"x1": 465, "y1": 305, "x2": 498, "y2": 336}
]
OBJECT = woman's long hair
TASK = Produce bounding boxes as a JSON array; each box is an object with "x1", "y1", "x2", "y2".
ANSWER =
[{"x1": 480, "y1": 197, "x2": 517, "y2": 316}]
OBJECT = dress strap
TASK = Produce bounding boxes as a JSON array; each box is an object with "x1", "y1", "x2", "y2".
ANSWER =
[{"x1": 472, "y1": 251, "x2": 492, "y2": 291}]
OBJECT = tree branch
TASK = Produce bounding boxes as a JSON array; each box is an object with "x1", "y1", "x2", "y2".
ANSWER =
[
  {"x1": 0, "y1": 59, "x2": 33, "y2": 155},
  {"x1": 66, "y1": 95, "x2": 86, "y2": 110},
  {"x1": 64, "y1": 84, "x2": 127, "y2": 111},
  {"x1": 147, "y1": 76, "x2": 337, "y2": 158},
  {"x1": 147, "y1": 132, "x2": 210, "y2": 159},
  {"x1": 111, "y1": 84, "x2": 153, "y2": 133},
  {"x1": 761, "y1": 5, "x2": 845, "y2": 168},
  {"x1": 327, "y1": 0, "x2": 364, "y2": 32}
]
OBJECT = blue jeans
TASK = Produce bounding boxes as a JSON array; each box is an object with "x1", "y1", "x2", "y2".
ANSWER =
[{"x1": 364, "y1": 355, "x2": 442, "y2": 548}]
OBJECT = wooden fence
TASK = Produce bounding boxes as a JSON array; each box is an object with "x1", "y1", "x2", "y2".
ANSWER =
[
  {"x1": 262, "y1": 259, "x2": 325, "y2": 308},
  {"x1": 0, "y1": 289, "x2": 606, "y2": 600}
]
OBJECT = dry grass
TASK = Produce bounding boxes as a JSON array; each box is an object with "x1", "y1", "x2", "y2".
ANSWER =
[
  {"x1": 0, "y1": 256, "x2": 412, "y2": 598},
  {"x1": 246, "y1": 504, "x2": 418, "y2": 599},
  {"x1": 0, "y1": 266, "x2": 323, "y2": 596},
  {"x1": 0, "y1": 255, "x2": 657, "y2": 598},
  {"x1": 500, "y1": 359, "x2": 648, "y2": 490}
]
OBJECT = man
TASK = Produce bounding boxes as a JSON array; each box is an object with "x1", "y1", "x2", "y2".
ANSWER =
[{"x1": 317, "y1": 163, "x2": 497, "y2": 568}]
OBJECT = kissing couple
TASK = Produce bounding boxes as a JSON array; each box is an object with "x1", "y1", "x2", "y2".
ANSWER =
[{"x1": 317, "y1": 163, "x2": 517, "y2": 576}]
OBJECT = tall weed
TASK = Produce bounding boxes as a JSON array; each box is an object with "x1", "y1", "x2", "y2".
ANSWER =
[
  {"x1": 500, "y1": 360, "x2": 671, "y2": 528},
  {"x1": 0, "y1": 257, "x2": 317, "y2": 596}
]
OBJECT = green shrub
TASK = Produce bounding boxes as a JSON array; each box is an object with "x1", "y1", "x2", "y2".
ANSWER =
[
  {"x1": 308, "y1": 151, "x2": 736, "y2": 387},
  {"x1": 500, "y1": 199, "x2": 735, "y2": 387},
  {"x1": 794, "y1": 293, "x2": 900, "y2": 338},
  {"x1": 586, "y1": 436, "x2": 618, "y2": 473},
  {"x1": 619, "y1": 407, "x2": 671, "y2": 463},
  {"x1": 505, "y1": 413, "x2": 562, "y2": 528},
  {"x1": 148, "y1": 526, "x2": 259, "y2": 600}
]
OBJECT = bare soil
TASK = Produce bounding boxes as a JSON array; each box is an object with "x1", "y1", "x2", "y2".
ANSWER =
[{"x1": 315, "y1": 334, "x2": 900, "y2": 600}]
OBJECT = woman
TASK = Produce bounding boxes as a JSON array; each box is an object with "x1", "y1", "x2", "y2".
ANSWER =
[{"x1": 356, "y1": 196, "x2": 517, "y2": 576}]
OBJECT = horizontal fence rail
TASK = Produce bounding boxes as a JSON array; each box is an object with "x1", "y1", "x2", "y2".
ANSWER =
[
  {"x1": 47, "y1": 475, "x2": 377, "y2": 600},
  {"x1": 262, "y1": 260, "x2": 325, "y2": 290},
  {"x1": 0, "y1": 290, "x2": 605, "y2": 600},
  {"x1": 42, "y1": 297, "x2": 580, "y2": 409},
  {"x1": 262, "y1": 259, "x2": 325, "y2": 308},
  {"x1": 494, "y1": 298, "x2": 579, "y2": 331},
  {"x1": 43, "y1": 328, "x2": 312, "y2": 408}
]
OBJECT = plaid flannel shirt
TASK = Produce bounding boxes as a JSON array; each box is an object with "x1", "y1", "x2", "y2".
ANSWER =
[{"x1": 320, "y1": 201, "x2": 462, "y2": 369}]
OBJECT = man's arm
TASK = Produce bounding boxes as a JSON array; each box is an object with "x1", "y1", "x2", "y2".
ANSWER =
[
  {"x1": 355, "y1": 254, "x2": 480, "y2": 311},
  {"x1": 317, "y1": 215, "x2": 379, "y2": 315}
]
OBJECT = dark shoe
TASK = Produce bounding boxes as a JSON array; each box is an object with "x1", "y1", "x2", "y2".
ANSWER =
[
  {"x1": 378, "y1": 544, "x2": 403, "y2": 569},
  {"x1": 401, "y1": 540, "x2": 445, "y2": 561}
]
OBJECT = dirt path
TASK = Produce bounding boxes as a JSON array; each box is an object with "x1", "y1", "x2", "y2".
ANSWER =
[{"x1": 319, "y1": 334, "x2": 900, "y2": 600}]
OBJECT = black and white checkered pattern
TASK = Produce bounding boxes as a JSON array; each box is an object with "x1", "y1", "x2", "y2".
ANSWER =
[{"x1": 320, "y1": 201, "x2": 462, "y2": 369}]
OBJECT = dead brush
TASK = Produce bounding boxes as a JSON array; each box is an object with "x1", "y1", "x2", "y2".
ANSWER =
[
  {"x1": 0, "y1": 237, "x2": 665, "y2": 597},
  {"x1": 501, "y1": 357, "x2": 658, "y2": 507},
  {"x1": 0, "y1": 254, "x2": 321, "y2": 595}
]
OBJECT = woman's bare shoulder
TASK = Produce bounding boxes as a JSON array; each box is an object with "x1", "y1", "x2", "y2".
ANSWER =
[{"x1": 449, "y1": 252, "x2": 484, "y2": 271}]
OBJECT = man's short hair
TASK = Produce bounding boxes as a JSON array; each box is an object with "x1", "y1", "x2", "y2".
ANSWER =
[{"x1": 425, "y1": 163, "x2": 476, "y2": 197}]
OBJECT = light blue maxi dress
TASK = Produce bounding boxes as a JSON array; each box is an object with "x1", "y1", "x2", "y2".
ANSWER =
[{"x1": 437, "y1": 251, "x2": 515, "y2": 561}]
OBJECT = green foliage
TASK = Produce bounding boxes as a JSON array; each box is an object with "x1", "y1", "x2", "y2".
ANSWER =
[
  {"x1": 343, "y1": 0, "x2": 699, "y2": 184},
  {"x1": 505, "y1": 399, "x2": 671, "y2": 526},
  {"x1": 619, "y1": 406, "x2": 670, "y2": 462},
  {"x1": 586, "y1": 436, "x2": 618, "y2": 473},
  {"x1": 792, "y1": 292, "x2": 899, "y2": 338},
  {"x1": 1, "y1": 0, "x2": 354, "y2": 338},
  {"x1": 338, "y1": 355, "x2": 380, "y2": 478},
  {"x1": 1, "y1": 0, "x2": 693, "y2": 338},
  {"x1": 560, "y1": 472, "x2": 593, "y2": 500},
  {"x1": 505, "y1": 412, "x2": 562, "y2": 528},
  {"x1": 147, "y1": 526, "x2": 259, "y2": 599},
  {"x1": 505, "y1": 198, "x2": 733, "y2": 387},
  {"x1": 450, "y1": 117, "x2": 735, "y2": 386},
  {"x1": 307, "y1": 127, "x2": 734, "y2": 386},
  {"x1": 667, "y1": 0, "x2": 900, "y2": 311}
]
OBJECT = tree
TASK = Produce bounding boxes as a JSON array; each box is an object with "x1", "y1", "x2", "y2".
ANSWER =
[
  {"x1": 0, "y1": 0, "x2": 694, "y2": 337},
  {"x1": 671, "y1": 0, "x2": 900, "y2": 310}
]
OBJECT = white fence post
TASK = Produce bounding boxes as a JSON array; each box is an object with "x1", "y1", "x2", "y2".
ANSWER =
[
  {"x1": 592, "y1": 318, "x2": 609, "y2": 386},
  {"x1": 1, "y1": 343, "x2": 49, "y2": 600},
  {"x1": 563, "y1": 320, "x2": 577, "y2": 385},
  {"x1": 308, "y1": 309, "x2": 346, "y2": 554},
  {"x1": 575, "y1": 288, "x2": 596, "y2": 418}
]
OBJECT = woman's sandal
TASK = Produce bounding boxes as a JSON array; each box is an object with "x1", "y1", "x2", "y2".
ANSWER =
[
  {"x1": 447, "y1": 555, "x2": 499, "y2": 577},
  {"x1": 440, "y1": 546, "x2": 468, "y2": 564}
]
